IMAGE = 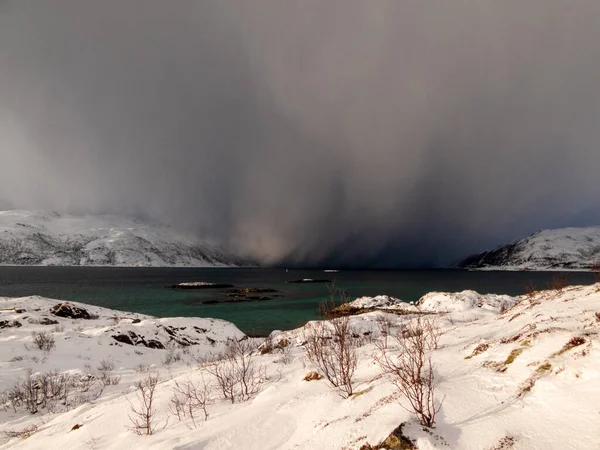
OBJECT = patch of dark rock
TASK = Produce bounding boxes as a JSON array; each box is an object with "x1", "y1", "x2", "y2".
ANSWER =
[
  {"x1": 51, "y1": 302, "x2": 92, "y2": 320},
  {"x1": 361, "y1": 422, "x2": 416, "y2": 450},
  {"x1": 194, "y1": 326, "x2": 208, "y2": 333},
  {"x1": 287, "y1": 279, "x2": 331, "y2": 284},
  {"x1": 0, "y1": 320, "x2": 22, "y2": 329},
  {"x1": 111, "y1": 331, "x2": 166, "y2": 349},
  {"x1": 225, "y1": 287, "x2": 278, "y2": 294},
  {"x1": 160, "y1": 325, "x2": 201, "y2": 347},
  {"x1": 39, "y1": 317, "x2": 59, "y2": 326},
  {"x1": 206, "y1": 337, "x2": 216, "y2": 345},
  {"x1": 132, "y1": 318, "x2": 141, "y2": 324}
]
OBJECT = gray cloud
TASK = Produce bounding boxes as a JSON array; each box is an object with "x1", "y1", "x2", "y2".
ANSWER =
[{"x1": 1, "y1": 1, "x2": 600, "y2": 267}]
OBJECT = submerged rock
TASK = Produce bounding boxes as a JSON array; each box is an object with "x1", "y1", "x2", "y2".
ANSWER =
[
  {"x1": 225, "y1": 287, "x2": 278, "y2": 294},
  {"x1": 169, "y1": 282, "x2": 234, "y2": 289},
  {"x1": 287, "y1": 278, "x2": 331, "y2": 284}
]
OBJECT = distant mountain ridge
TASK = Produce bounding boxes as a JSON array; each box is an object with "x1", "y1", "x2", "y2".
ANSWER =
[
  {"x1": 459, "y1": 227, "x2": 600, "y2": 270},
  {"x1": 0, "y1": 210, "x2": 252, "y2": 267}
]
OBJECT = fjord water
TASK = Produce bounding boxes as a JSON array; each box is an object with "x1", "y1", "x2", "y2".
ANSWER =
[{"x1": 0, "y1": 267, "x2": 594, "y2": 335}]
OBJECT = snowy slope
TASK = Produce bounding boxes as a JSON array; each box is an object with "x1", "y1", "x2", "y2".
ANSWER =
[
  {"x1": 459, "y1": 227, "x2": 600, "y2": 270},
  {"x1": 1, "y1": 285, "x2": 599, "y2": 449},
  {"x1": 0, "y1": 210, "x2": 251, "y2": 267}
]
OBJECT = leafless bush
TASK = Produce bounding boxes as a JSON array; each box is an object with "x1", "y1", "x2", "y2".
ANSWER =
[
  {"x1": 31, "y1": 331, "x2": 55, "y2": 353},
  {"x1": 135, "y1": 364, "x2": 151, "y2": 373},
  {"x1": 303, "y1": 315, "x2": 358, "y2": 397},
  {"x1": 373, "y1": 318, "x2": 443, "y2": 427},
  {"x1": 376, "y1": 314, "x2": 394, "y2": 339},
  {"x1": 163, "y1": 351, "x2": 183, "y2": 366},
  {"x1": 523, "y1": 281, "x2": 539, "y2": 303},
  {"x1": 128, "y1": 373, "x2": 160, "y2": 435},
  {"x1": 2, "y1": 369, "x2": 106, "y2": 415},
  {"x1": 2, "y1": 424, "x2": 38, "y2": 439},
  {"x1": 549, "y1": 274, "x2": 568, "y2": 294},
  {"x1": 205, "y1": 339, "x2": 264, "y2": 403},
  {"x1": 97, "y1": 359, "x2": 121, "y2": 386},
  {"x1": 276, "y1": 343, "x2": 294, "y2": 365},
  {"x1": 169, "y1": 376, "x2": 212, "y2": 426},
  {"x1": 421, "y1": 316, "x2": 441, "y2": 350},
  {"x1": 592, "y1": 261, "x2": 600, "y2": 283}
]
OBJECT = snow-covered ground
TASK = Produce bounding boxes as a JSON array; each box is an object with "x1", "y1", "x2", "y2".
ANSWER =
[
  {"x1": 0, "y1": 210, "x2": 251, "y2": 267},
  {"x1": 1, "y1": 285, "x2": 599, "y2": 449},
  {"x1": 459, "y1": 227, "x2": 600, "y2": 270}
]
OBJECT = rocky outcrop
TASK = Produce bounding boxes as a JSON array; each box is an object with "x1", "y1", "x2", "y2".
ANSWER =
[{"x1": 50, "y1": 302, "x2": 93, "y2": 320}]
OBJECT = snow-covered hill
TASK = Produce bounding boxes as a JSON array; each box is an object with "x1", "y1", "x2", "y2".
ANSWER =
[
  {"x1": 459, "y1": 227, "x2": 600, "y2": 270},
  {"x1": 2, "y1": 284, "x2": 599, "y2": 449},
  {"x1": 0, "y1": 211, "x2": 251, "y2": 267}
]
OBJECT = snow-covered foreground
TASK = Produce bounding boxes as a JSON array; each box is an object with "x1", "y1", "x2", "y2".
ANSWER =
[{"x1": 1, "y1": 285, "x2": 599, "y2": 449}]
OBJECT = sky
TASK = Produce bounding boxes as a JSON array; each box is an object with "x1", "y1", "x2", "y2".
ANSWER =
[{"x1": 1, "y1": 1, "x2": 600, "y2": 268}]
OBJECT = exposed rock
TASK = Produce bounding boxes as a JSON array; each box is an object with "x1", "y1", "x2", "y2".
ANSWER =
[
  {"x1": 38, "y1": 317, "x2": 59, "y2": 325},
  {"x1": 0, "y1": 320, "x2": 22, "y2": 329},
  {"x1": 111, "y1": 331, "x2": 166, "y2": 349},
  {"x1": 51, "y1": 302, "x2": 92, "y2": 320}
]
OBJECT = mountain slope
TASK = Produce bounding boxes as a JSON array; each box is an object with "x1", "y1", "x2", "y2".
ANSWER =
[
  {"x1": 0, "y1": 210, "x2": 251, "y2": 267},
  {"x1": 459, "y1": 227, "x2": 600, "y2": 270}
]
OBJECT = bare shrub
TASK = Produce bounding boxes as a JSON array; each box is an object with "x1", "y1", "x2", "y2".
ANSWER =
[
  {"x1": 169, "y1": 376, "x2": 212, "y2": 426},
  {"x1": 304, "y1": 288, "x2": 358, "y2": 398},
  {"x1": 373, "y1": 318, "x2": 443, "y2": 427},
  {"x1": 421, "y1": 316, "x2": 441, "y2": 350},
  {"x1": 277, "y1": 342, "x2": 294, "y2": 365},
  {"x1": 2, "y1": 424, "x2": 38, "y2": 439},
  {"x1": 31, "y1": 331, "x2": 55, "y2": 353},
  {"x1": 163, "y1": 351, "x2": 183, "y2": 366},
  {"x1": 2, "y1": 370, "x2": 106, "y2": 415},
  {"x1": 549, "y1": 274, "x2": 568, "y2": 294},
  {"x1": 259, "y1": 334, "x2": 274, "y2": 354},
  {"x1": 205, "y1": 339, "x2": 264, "y2": 403},
  {"x1": 376, "y1": 314, "x2": 394, "y2": 339},
  {"x1": 97, "y1": 359, "x2": 121, "y2": 386},
  {"x1": 524, "y1": 281, "x2": 537, "y2": 300},
  {"x1": 592, "y1": 261, "x2": 600, "y2": 283},
  {"x1": 135, "y1": 363, "x2": 151, "y2": 373},
  {"x1": 128, "y1": 373, "x2": 160, "y2": 435}
]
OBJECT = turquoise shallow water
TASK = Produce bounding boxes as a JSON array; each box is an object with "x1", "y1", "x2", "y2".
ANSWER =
[{"x1": 0, "y1": 267, "x2": 594, "y2": 335}]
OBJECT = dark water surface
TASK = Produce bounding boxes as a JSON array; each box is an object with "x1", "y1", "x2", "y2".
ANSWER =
[{"x1": 0, "y1": 267, "x2": 594, "y2": 335}]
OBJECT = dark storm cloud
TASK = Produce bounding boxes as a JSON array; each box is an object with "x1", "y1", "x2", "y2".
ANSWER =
[{"x1": 1, "y1": 1, "x2": 600, "y2": 267}]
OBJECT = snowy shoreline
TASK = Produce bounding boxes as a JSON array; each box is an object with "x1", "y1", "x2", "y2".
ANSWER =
[{"x1": 1, "y1": 285, "x2": 599, "y2": 449}]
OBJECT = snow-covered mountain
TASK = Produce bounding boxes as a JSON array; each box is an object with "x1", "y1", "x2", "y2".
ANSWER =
[
  {"x1": 0, "y1": 210, "x2": 251, "y2": 267},
  {"x1": 459, "y1": 227, "x2": 600, "y2": 270}
]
